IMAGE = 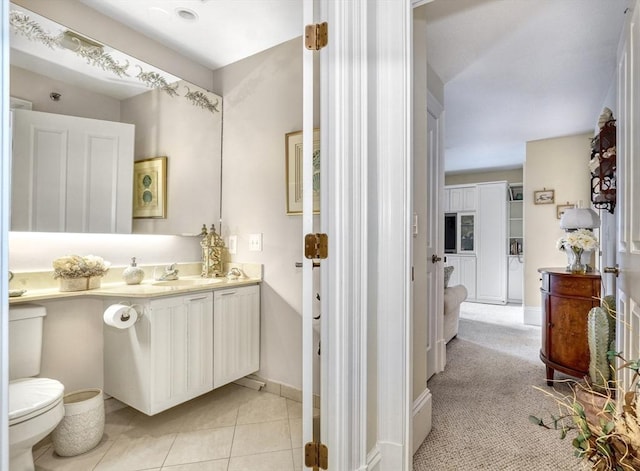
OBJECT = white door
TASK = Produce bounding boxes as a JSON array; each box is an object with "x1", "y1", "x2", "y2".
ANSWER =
[
  {"x1": 614, "y1": 0, "x2": 640, "y2": 390},
  {"x1": 426, "y1": 99, "x2": 445, "y2": 377},
  {"x1": 11, "y1": 109, "x2": 134, "y2": 233}
]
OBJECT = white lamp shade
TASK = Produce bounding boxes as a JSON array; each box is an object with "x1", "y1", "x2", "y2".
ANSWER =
[{"x1": 559, "y1": 208, "x2": 601, "y2": 230}]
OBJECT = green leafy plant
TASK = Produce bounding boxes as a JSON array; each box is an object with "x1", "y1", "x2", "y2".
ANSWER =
[
  {"x1": 530, "y1": 297, "x2": 640, "y2": 470},
  {"x1": 530, "y1": 355, "x2": 640, "y2": 470}
]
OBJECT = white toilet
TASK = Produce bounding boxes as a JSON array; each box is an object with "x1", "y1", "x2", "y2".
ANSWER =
[{"x1": 9, "y1": 304, "x2": 65, "y2": 471}]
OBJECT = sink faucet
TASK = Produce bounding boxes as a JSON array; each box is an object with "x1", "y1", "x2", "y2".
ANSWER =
[{"x1": 155, "y1": 263, "x2": 179, "y2": 281}]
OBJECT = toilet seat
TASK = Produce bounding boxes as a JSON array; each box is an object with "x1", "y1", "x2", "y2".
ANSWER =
[{"x1": 9, "y1": 378, "x2": 64, "y2": 426}]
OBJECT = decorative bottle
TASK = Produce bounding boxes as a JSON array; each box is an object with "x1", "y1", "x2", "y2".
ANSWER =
[{"x1": 122, "y1": 257, "x2": 145, "y2": 285}]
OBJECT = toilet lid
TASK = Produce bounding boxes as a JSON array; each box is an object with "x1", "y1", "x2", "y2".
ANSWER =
[{"x1": 9, "y1": 378, "x2": 64, "y2": 425}]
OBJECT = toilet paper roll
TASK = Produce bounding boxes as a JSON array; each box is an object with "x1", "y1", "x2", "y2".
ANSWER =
[{"x1": 103, "y1": 304, "x2": 137, "y2": 329}]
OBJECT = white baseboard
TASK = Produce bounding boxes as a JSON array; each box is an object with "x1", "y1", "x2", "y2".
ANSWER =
[
  {"x1": 366, "y1": 445, "x2": 382, "y2": 471},
  {"x1": 524, "y1": 306, "x2": 542, "y2": 326},
  {"x1": 412, "y1": 388, "x2": 432, "y2": 454},
  {"x1": 244, "y1": 374, "x2": 320, "y2": 408},
  {"x1": 436, "y1": 338, "x2": 446, "y2": 371}
]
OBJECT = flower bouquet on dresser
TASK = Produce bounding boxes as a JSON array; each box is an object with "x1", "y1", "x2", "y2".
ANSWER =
[
  {"x1": 556, "y1": 228, "x2": 599, "y2": 273},
  {"x1": 53, "y1": 255, "x2": 110, "y2": 292}
]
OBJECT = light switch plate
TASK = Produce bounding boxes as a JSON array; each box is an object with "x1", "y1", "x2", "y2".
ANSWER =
[
  {"x1": 228, "y1": 235, "x2": 237, "y2": 255},
  {"x1": 249, "y1": 233, "x2": 263, "y2": 252}
]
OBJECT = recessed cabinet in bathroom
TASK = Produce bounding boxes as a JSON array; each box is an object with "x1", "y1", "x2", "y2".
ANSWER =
[{"x1": 103, "y1": 285, "x2": 261, "y2": 415}]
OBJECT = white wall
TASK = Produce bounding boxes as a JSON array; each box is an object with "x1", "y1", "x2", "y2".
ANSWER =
[
  {"x1": 10, "y1": 66, "x2": 121, "y2": 121},
  {"x1": 211, "y1": 38, "x2": 320, "y2": 392},
  {"x1": 445, "y1": 168, "x2": 523, "y2": 186},
  {"x1": 122, "y1": 81, "x2": 223, "y2": 236},
  {"x1": 523, "y1": 133, "x2": 593, "y2": 323}
]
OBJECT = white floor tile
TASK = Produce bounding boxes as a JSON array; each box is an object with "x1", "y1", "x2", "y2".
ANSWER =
[
  {"x1": 162, "y1": 459, "x2": 228, "y2": 471},
  {"x1": 163, "y1": 427, "x2": 234, "y2": 467},
  {"x1": 35, "y1": 438, "x2": 113, "y2": 471},
  {"x1": 93, "y1": 433, "x2": 176, "y2": 471},
  {"x1": 236, "y1": 394, "x2": 288, "y2": 425},
  {"x1": 231, "y1": 420, "x2": 291, "y2": 457},
  {"x1": 228, "y1": 450, "x2": 294, "y2": 471}
]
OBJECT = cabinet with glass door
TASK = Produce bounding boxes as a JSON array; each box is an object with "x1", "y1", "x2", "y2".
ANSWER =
[{"x1": 458, "y1": 212, "x2": 475, "y2": 253}]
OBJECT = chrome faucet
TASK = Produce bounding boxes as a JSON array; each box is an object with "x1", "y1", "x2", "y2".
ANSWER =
[{"x1": 155, "y1": 263, "x2": 179, "y2": 281}]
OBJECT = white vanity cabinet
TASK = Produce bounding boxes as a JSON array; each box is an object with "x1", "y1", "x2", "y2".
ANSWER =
[
  {"x1": 213, "y1": 285, "x2": 261, "y2": 388},
  {"x1": 103, "y1": 292, "x2": 214, "y2": 415}
]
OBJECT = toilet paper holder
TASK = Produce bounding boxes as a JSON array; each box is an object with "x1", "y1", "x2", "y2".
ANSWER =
[{"x1": 114, "y1": 302, "x2": 143, "y2": 323}]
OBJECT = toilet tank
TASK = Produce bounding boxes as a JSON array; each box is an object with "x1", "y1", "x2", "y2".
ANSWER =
[{"x1": 9, "y1": 304, "x2": 47, "y2": 380}]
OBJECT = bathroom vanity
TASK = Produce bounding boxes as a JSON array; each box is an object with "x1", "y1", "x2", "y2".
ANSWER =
[
  {"x1": 103, "y1": 284, "x2": 260, "y2": 415},
  {"x1": 9, "y1": 263, "x2": 262, "y2": 416}
]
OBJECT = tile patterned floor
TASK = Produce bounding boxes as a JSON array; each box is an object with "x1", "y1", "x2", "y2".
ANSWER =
[{"x1": 33, "y1": 384, "x2": 306, "y2": 471}]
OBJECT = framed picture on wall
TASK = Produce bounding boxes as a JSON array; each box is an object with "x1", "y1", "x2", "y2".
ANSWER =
[
  {"x1": 133, "y1": 157, "x2": 167, "y2": 218},
  {"x1": 556, "y1": 203, "x2": 575, "y2": 219},
  {"x1": 285, "y1": 129, "x2": 320, "y2": 215},
  {"x1": 533, "y1": 189, "x2": 555, "y2": 205}
]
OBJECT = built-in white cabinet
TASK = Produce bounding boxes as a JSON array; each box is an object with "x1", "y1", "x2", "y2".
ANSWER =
[
  {"x1": 476, "y1": 182, "x2": 507, "y2": 304},
  {"x1": 103, "y1": 284, "x2": 261, "y2": 416},
  {"x1": 507, "y1": 183, "x2": 524, "y2": 303},
  {"x1": 445, "y1": 255, "x2": 476, "y2": 301},
  {"x1": 444, "y1": 185, "x2": 476, "y2": 212},
  {"x1": 508, "y1": 256, "x2": 523, "y2": 302},
  {"x1": 457, "y1": 213, "x2": 475, "y2": 253},
  {"x1": 443, "y1": 185, "x2": 476, "y2": 213},
  {"x1": 213, "y1": 285, "x2": 260, "y2": 388},
  {"x1": 444, "y1": 181, "x2": 508, "y2": 305}
]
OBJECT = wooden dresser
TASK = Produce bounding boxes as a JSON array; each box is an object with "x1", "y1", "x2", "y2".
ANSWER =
[{"x1": 538, "y1": 268, "x2": 602, "y2": 385}]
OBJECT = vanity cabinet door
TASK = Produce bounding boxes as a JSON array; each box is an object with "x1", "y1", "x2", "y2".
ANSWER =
[
  {"x1": 150, "y1": 293, "x2": 213, "y2": 414},
  {"x1": 213, "y1": 285, "x2": 260, "y2": 388}
]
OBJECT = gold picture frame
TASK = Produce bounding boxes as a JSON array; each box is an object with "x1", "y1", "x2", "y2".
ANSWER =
[
  {"x1": 285, "y1": 129, "x2": 320, "y2": 215},
  {"x1": 133, "y1": 157, "x2": 167, "y2": 218},
  {"x1": 533, "y1": 189, "x2": 555, "y2": 205},
  {"x1": 556, "y1": 203, "x2": 575, "y2": 220}
]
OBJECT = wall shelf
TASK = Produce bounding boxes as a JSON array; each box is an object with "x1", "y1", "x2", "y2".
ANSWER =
[{"x1": 590, "y1": 119, "x2": 616, "y2": 214}]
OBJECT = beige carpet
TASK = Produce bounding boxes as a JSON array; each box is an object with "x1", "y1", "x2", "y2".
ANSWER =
[{"x1": 413, "y1": 304, "x2": 584, "y2": 470}]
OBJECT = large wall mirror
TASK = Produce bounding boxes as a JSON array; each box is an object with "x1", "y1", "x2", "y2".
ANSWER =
[{"x1": 9, "y1": 3, "x2": 223, "y2": 236}]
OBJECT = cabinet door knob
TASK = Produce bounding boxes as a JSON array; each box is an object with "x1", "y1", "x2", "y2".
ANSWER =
[{"x1": 431, "y1": 254, "x2": 442, "y2": 264}]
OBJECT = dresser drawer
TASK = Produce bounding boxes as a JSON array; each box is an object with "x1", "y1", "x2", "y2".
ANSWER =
[{"x1": 549, "y1": 274, "x2": 598, "y2": 298}]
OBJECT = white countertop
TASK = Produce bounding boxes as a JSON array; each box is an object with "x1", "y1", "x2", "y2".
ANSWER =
[{"x1": 8, "y1": 262, "x2": 262, "y2": 304}]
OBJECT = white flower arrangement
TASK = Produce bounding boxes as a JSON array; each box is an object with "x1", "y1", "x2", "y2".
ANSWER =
[
  {"x1": 52, "y1": 255, "x2": 110, "y2": 279},
  {"x1": 556, "y1": 228, "x2": 599, "y2": 252}
]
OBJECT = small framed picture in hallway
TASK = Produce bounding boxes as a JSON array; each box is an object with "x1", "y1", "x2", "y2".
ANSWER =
[{"x1": 533, "y1": 189, "x2": 555, "y2": 205}]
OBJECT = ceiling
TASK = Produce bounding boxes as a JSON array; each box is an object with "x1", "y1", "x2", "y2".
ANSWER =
[
  {"x1": 425, "y1": 0, "x2": 629, "y2": 173},
  {"x1": 75, "y1": 0, "x2": 629, "y2": 174}
]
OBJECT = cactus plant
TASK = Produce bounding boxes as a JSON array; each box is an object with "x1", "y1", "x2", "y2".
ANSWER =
[{"x1": 587, "y1": 295, "x2": 617, "y2": 391}]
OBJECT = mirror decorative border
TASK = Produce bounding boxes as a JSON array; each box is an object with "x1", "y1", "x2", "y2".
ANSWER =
[{"x1": 9, "y1": 9, "x2": 219, "y2": 113}]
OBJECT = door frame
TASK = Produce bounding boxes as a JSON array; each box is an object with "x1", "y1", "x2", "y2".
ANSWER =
[
  {"x1": 320, "y1": 1, "x2": 413, "y2": 470},
  {"x1": 1, "y1": 1, "x2": 10, "y2": 469}
]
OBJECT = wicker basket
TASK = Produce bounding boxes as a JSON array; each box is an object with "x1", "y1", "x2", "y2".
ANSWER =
[{"x1": 52, "y1": 388, "x2": 104, "y2": 457}]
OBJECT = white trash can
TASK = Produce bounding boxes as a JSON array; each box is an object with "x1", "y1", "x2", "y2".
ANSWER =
[{"x1": 52, "y1": 388, "x2": 105, "y2": 457}]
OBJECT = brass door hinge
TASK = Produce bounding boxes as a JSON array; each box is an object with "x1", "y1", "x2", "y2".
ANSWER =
[
  {"x1": 305, "y1": 233, "x2": 328, "y2": 260},
  {"x1": 305, "y1": 22, "x2": 328, "y2": 50},
  {"x1": 305, "y1": 441, "x2": 328, "y2": 470}
]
